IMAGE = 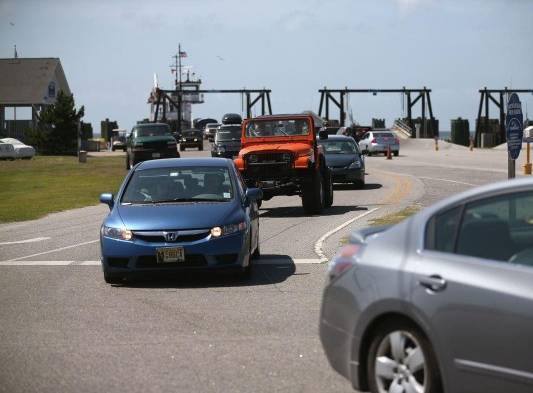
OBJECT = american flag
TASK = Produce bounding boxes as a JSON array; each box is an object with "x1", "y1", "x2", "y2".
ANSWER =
[{"x1": 179, "y1": 51, "x2": 187, "y2": 58}]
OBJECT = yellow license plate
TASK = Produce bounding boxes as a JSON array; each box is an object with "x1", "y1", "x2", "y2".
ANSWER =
[{"x1": 156, "y1": 247, "x2": 185, "y2": 263}]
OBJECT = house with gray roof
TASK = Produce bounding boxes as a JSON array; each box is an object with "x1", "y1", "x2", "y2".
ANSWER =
[{"x1": 0, "y1": 57, "x2": 71, "y2": 140}]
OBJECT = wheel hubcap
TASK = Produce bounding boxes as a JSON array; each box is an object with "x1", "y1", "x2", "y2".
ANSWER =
[{"x1": 374, "y1": 330, "x2": 427, "y2": 393}]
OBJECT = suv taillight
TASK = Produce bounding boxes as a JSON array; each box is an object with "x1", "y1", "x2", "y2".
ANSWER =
[{"x1": 371, "y1": 138, "x2": 377, "y2": 144}]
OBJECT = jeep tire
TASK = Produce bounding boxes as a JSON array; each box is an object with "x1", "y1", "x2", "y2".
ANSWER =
[{"x1": 302, "y1": 171, "x2": 324, "y2": 214}]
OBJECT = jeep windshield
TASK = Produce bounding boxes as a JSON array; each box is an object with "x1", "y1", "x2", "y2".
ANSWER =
[
  {"x1": 245, "y1": 119, "x2": 310, "y2": 137},
  {"x1": 216, "y1": 126, "x2": 241, "y2": 142},
  {"x1": 134, "y1": 125, "x2": 171, "y2": 137}
]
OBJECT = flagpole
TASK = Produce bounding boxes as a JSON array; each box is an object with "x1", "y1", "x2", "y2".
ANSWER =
[{"x1": 177, "y1": 43, "x2": 182, "y2": 134}]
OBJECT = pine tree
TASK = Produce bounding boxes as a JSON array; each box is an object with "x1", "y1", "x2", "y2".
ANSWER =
[{"x1": 27, "y1": 91, "x2": 84, "y2": 155}]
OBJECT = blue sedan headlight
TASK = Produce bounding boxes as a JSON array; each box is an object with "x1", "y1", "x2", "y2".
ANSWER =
[
  {"x1": 101, "y1": 225, "x2": 133, "y2": 240},
  {"x1": 211, "y1": 221, "x2": 247, "y2": 238},
  {"x1": 349, "y1": 160, "x2": 362, "y2": 169}
]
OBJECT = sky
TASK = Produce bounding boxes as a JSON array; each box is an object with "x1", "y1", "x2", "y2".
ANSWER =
[{"x1": 1, "y1": 0, "x2": 533, "y2": 132}]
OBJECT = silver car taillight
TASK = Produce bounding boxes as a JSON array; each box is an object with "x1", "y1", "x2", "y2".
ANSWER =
[{"x1": 328, "y1": 244, "x2": 363, "y2": 280}]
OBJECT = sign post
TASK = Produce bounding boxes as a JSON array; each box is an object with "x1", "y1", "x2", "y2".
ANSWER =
[{"x1": 506, "y1": 93, "x2": 524, "y2": 179}]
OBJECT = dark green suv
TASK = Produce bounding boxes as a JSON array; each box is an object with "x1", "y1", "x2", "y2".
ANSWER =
[{"x1": 126, "y1": 123, "x2": 179, "y2": 169}]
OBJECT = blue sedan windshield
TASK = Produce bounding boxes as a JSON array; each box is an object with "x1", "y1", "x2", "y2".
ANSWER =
[
  {"x1": 122, "y1": 167, "x2": 234, "y2": 204},
  {"x1": 320, "y1": 140, "x2": 358, "y2": 154}
]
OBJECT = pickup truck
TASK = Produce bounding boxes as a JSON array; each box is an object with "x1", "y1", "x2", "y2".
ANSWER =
[{"x1": 126, "y1": 123, "x2": 179, "y2": 169}]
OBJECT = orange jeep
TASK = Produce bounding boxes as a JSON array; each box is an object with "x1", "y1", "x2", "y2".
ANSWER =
[{"x1": 234, "y1": 113, "x2": 333, "y2": 214}]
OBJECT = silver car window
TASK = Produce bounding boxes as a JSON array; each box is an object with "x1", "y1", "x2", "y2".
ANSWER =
[
  {"x1": 426, "y1": 206, "x2": 462, "y2": 253},
  {"x1": 455, "y1": 191, "x2": 533, "y2": 264}
]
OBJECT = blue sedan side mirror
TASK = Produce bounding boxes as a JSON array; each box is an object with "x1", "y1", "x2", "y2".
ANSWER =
[
  {"x1": 100, "y1": 193, "x2": 114, "y2": 209},
  {"x1": 244, "y1": 188, "x2": 263, "y2": 206}
]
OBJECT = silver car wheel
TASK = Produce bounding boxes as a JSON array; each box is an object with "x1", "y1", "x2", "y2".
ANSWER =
[{"x1": 374, "y1": 330, "x2": 427, "y2": 393}]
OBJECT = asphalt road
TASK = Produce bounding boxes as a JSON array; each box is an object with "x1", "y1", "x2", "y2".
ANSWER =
[{"x1": 0, "y1": 139, "x2": 511, "y2": 393}]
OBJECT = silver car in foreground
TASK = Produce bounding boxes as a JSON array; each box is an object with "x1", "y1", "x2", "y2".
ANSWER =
[
  {"x1": 320, "y1": 178, "x2": 533, "y2": 393},
  {"x1": 358, "y1": 131, "x2": 399, "y2": 156}
]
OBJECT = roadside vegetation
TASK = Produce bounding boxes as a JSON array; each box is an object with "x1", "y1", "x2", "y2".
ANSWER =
[
  {"x1": 339, "y1": 205, "x2": 422, "y2": 246},
  {"x1": 368, "y1": 205, "x2": 421, "y2": 226},
  {"x1": 0, "y1": 156, "x2": 126, "y2": 223}
]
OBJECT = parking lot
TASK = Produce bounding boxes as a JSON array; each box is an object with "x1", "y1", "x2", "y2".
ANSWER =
[{"x1": 0, "y1": 140, "x2": 512, "y2": 393}]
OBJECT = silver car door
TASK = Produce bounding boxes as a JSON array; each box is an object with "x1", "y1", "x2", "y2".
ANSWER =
[{"x1": 407, "y1": 194, "x2": 533, "y2": 393}]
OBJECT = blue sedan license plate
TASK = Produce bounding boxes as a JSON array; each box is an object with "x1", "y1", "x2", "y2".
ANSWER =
[{"x1": 156, "y1": 247, "x2": 185, "y2": 263}]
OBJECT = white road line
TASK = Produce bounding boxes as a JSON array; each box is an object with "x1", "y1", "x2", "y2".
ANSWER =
[
  {"x1": 416, "y1": 176, "x2": 479, "y2": 187},
  {"x1": 0, "y1": 237, "x2": 50, "y2": 246},
  {"x1": 79, "y1": 260, "x2": 100, "y2": 265},
  {"x1": 0, "y1": 258, "x2": 322, "y2": 266},
  {"x1": 314, "y1": 208, "x2": 379, "y2": 263},
  {"x1": 0, "y1": 260, "x2": 73, "y2": 266},
  {"x1": 5, "y1": 239, "x2": 99, "y2": 261}
]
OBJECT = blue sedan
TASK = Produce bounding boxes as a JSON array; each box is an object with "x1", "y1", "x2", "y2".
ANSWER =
[
  {"x1": 319, "y1": 135, "x2": 365, "y2": 188},
  {"x1": 99, "y1": 158, "x2": 262, "y2": 284}
]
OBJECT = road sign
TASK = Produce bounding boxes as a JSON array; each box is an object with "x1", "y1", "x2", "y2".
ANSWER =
[{"x1": 506, "y1": 93, "x2": 524, "y2": 160}]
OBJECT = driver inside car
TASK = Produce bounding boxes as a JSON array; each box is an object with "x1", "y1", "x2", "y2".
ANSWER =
[{"x1": 203, "y1": 173, "x2": 225, "y2": 196}]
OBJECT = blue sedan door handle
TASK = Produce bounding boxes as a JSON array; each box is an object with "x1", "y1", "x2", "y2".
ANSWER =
[{"x1": 419, "y1": 275, "x2": 447, "y2": 292}]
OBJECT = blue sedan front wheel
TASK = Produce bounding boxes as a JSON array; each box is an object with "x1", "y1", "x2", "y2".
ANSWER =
[{"x1": 103, "y1": 267, "x2": 124, "y2": 285}]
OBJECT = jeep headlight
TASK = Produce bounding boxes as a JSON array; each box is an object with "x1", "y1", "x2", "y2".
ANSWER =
[
  {"x1": 248, "y1": 154, "x2": 258, "y2": 163},
  {"x1": 281, "y1": 153, "x2": 292, "y2": 162},
  {"x1": 101, "y1": 225, "x2": 132, "y2": 240}
]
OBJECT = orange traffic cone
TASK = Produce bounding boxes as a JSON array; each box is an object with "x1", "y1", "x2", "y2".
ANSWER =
[{"x1": 386, "y1": 145, "x2": 392, "y2": 160}]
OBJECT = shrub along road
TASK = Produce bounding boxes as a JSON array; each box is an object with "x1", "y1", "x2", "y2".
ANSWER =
[{"x1": 0, "y1": 142, "x2": 508, "y2": 393}]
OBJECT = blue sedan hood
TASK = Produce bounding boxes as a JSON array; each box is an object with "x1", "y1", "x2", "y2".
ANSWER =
[
  {"x1": 116, "y1": 201, "x2": 241, "y2": 231},
  {"x1": 325, "y1": 154, "x2": 357, "y2": 168}
]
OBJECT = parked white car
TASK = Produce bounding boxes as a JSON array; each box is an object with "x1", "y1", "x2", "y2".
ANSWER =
[
  {"x1": 0, "y1": 140, "x2": 16, "y2": 159},
  {"x1": 0, "y1": 138, "x2": 35, "y2": 159}
]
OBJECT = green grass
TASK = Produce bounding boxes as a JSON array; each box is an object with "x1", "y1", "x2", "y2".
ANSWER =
[
  {"x1": 368, "y1": 205, "x2": 421, "y2": 227},
  {"x1": 0, "y1": 156, "x2": 127, "y2": 223}
]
